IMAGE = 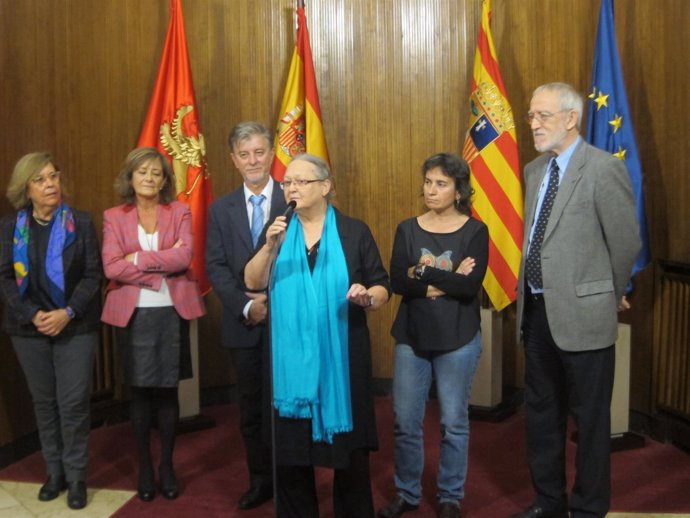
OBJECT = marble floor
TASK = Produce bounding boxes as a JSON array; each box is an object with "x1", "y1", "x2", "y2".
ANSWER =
[
  {"x1": 0, "y1": 481, "x2": 688, "y2": 518},
  {"x1": 0, "y1": 481, "x2": 133, "y2": 518}
]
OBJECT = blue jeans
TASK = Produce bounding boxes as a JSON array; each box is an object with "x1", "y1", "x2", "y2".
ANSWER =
[{"x1": 392, "y1": 331, "x2": 481, "y2": 505}]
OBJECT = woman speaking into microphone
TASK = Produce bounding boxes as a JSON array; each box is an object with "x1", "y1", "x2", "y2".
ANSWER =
[{"x1": 245, "y1": 153, "x2": 390, "y2": 518}]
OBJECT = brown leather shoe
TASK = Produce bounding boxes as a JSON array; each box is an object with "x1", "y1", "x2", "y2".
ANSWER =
[{"x1": 378, "y1": 495, "x2": 419, "y2": 518}]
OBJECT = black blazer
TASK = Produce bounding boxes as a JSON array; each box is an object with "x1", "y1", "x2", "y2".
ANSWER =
[
  {"x1": 205, "y1": 183, "x2": 287, "y2": 348},
  {"x1": 0, "y1": 209, "x2": 102, "y2": 337},
  {"x1": 261, "y1": 208, "x2": 391, "y2": 466}
]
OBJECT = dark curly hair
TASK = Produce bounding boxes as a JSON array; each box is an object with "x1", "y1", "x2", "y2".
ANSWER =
[{"x1": 421, "y1": 152, "x2": 474, "y2": 216}]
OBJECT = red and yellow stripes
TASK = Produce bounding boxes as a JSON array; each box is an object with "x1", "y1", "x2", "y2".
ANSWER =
[
  {"x1": 462, "y1": 0, "x2": 523, "y2": 310},
  {"x1": 271, "y1": 6, "x2": 329, "y2": 181}
]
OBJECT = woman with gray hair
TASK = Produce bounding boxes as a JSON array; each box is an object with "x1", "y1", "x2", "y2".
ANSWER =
[
  {"x1": 245, "y1": 153, "x2": 391, "y2": 518},
  {"x1": 0, "y1": 152, "x2": 102, "y2": 510}
]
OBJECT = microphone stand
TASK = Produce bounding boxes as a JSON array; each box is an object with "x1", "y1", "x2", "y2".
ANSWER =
[
  {"x1": 264, "y1": 204, "x2": 295, "y2": 518},
  {"x1": 266, "y1": 248, "x2": 279, "y2": 518}
]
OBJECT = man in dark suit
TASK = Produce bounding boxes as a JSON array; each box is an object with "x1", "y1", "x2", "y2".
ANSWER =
[
  {"x1": 509, "y1": 83, "x2": 641, "y2": 518},
  {"x1": 206, "y1": 121, "x2": 287, "y2": 510}
]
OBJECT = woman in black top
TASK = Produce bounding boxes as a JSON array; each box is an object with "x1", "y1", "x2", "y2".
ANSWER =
[
  {"x1": 0, "y1": 152, "x2": 102, "y2": 510},
  {"x1": 379, "y1": 153, "x2": 488, "y2": 518},
  {"x1": 245, "y1": 153, "x2": 390, "y2": 518}
]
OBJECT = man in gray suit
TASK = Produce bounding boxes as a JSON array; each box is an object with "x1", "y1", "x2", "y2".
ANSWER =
[
  {"x1": 206, "y1": 121, "x2": 287, "y2": 510},
  {"x1": 508, "y1": 83, "x2": 641, "y2": 518}
]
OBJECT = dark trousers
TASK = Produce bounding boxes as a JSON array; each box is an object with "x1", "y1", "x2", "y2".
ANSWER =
[
  {"x1": 233, "y1": 344, "x2": 272, "y2": 490},
  {"x1": 276, "y1": 449, "x2": 374, "y2": 518},
  {"x1": 522, "y1": 296, "x2": 615, "y2": 518},
  {"x1": 12, "y1": 332, "x2": 97, "y2": 482}
]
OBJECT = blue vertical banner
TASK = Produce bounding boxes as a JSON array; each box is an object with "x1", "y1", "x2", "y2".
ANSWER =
[{"x1": 587, "y1": 0, "x2": 650, "y2": 279}]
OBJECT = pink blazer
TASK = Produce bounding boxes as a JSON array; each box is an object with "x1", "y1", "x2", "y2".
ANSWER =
[{"x1": 101, "y1": 201, "x2": 206, "y2": 327}]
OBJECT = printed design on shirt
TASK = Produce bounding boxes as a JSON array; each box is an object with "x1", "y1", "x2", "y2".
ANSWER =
[{"x1": 418, "y1": 248, "x2": 454, "y2": 271}]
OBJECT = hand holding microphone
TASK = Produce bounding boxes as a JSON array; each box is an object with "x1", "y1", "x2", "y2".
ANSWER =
[{"x1": 265, "y1": 200, "x2": 297, "y2": 250}]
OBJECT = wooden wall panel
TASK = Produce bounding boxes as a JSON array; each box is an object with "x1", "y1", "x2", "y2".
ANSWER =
[{"x1": 1, "y1": 0, "x2": 689, "y2": 445}]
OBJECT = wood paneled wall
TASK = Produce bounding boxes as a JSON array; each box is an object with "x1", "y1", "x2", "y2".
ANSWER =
[{"x1": 1, "y1": 0, "x2": 689, "y2": 446}]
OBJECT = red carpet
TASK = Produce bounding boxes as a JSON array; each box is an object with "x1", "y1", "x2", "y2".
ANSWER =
[{"x1": 1, "y1": 397, "x2": 689, "y2": 517}]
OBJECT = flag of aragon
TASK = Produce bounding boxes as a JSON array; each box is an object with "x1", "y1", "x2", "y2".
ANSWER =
[{"x1": 462, "y1": 0, "x2": 523, "y2": 311}]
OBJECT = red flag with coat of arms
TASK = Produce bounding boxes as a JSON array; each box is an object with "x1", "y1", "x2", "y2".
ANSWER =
[{"x1": 137, "y1": 0, "x2": 213, "y2": 295}]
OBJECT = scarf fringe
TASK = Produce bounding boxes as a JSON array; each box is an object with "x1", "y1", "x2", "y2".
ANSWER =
[
  {"x1": 274, "y1": 397, "x2": 316, "y2": 419},
  {"x1": 314, "y1": 424, "x2": 354, "y2": 444}
]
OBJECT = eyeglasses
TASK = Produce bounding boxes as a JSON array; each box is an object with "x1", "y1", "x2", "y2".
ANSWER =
[
  {"x1": 30, "y1": 171, "x2": 61, "y2": 186},
  {"x1": 280, "y1": 179, "x2": 324, "y2": 189},
  {"x1": 524, "y1": 110, "x2": 569, "y2": 124}
]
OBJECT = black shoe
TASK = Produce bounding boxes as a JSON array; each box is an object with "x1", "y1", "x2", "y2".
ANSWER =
[
  {"x1": 378, "y1": 495, "x2": 419, "y2": 518},
  {"x1": 137, "y1": 465, "x2": 156, "y2": 502},
  {"x1": 67, "y1": 481, "x2": 87, "y2": 510},
  {"x1": 439, "y1": 502, "x2": 462, "y2": 518},
  {"x1": 138, "y1": 487, "x2": 156, "y2": 502},
  {"x1": 238, "y1": 485, "x2": 273, "y2": 510},
  {"x1": 38, "y1": 474, "x2": 66, "y2": 501},
  {"x1": 508, "y1": 504, "x2": 569, "y2": 518},
  {"x1": 159, "y1": 464, "x2": 179, "y2": 500}
]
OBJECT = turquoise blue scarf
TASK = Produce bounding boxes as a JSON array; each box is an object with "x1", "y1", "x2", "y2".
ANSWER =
[
  {"x1": 13, "y1": 202, "x2": 75, "y2": 307},
  {"x1": 270, "y1": 204, "x2": 352, "y2": 443}
]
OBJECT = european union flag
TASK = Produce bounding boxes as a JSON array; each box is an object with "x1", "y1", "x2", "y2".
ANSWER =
[{"x1": 586, "y1": 0, "x2": 650, "y2": 280}]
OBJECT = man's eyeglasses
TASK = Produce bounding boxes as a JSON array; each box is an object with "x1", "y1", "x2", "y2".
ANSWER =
[
  {"x1": 525, "y1": 110, "x2": 569, "y2": 124},
  {"x1": 280, "y1": 179, "x2": 324, "y2": 189},
  {"x1": 30, "y1": 171, "x2": 61, "y2": 186}
]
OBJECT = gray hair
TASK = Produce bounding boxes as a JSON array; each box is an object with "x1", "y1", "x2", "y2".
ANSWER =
[
  {"x1": 533, "y1": 82, "x2": 584, "y2": 129},
  {"x1": 290, "y1": 153, "x2": 335, "y2": 201},
  {"x1": 228, "y1": 121, "x2": 273, "y2": 151}
]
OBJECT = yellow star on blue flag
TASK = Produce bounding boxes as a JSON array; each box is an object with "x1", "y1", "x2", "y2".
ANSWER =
[{"x1": 586, "y1": 0, "x2": 650, "y2": 280}]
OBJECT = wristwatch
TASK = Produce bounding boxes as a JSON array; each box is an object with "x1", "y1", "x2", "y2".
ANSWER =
[
  {"x1": 414, "y1": 264, "x2": 426, "y2": 280},
  {"x1": 65, "y1": 306, "x2": 75, "y2": 319},
  {"x1": 368, "y1": 295, "x2": 375, "y2": 307}
]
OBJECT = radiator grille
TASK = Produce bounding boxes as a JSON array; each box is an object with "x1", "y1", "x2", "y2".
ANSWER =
[{"x1": 654, "y1": 264, "x2": 690, "y2": 418}]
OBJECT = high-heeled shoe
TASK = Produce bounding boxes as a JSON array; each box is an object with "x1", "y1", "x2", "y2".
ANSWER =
[
  {"x1": 137, "y1": 467, "x2": 156, "y2": 502},
  {"x1": 159, "y1": 464, "x2": 179, "y2": 500},
  {"x1": 137, "y1": 486, "x2": 156, "y2": 502}
]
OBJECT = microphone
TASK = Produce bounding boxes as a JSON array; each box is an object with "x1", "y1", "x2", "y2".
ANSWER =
[
  {"x1": 282, "y1": 200, "x2": 297, "y2": 221},
  {"x1": 272, "y1": 201, "x2": 298, "y2": 254}
]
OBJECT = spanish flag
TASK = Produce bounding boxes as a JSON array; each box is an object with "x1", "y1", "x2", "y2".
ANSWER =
[
  {"x1": 271, "y1": 2, "x2": 329, "y2": 181},
  {"x1": 462, "y1": 0, "x2": 523, "y2": 311},
  {"x1": 137, "y1": 0, "x2": 213, "y2": 295}
]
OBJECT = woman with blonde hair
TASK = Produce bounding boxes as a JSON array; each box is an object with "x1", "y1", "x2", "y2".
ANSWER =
[{"x1": 0, "y1": 152, "x2": 102, "y2": 510}]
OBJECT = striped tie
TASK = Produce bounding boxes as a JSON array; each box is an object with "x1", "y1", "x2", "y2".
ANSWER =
[{"x1": 250, "y1": 194, "x2": 266, "y2": 248}]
